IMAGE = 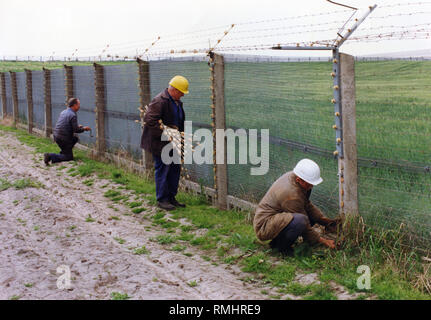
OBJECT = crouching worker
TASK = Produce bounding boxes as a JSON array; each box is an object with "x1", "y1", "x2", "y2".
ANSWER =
[
  {"x1": 44, "y1": 98, "x2": 91, "y2": 165},
  {"x1": 253, "y1": 159, "x2": 339, "y2": 256}
]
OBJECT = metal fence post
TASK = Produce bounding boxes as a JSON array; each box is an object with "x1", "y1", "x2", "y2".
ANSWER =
[
  {"x1": 94, "y1": 63, "x2": 106, "y2": 159},
  {"x1": 338, "y1": 53, "x2": 359, "y2": 217},
  {"x1": 10, "y1": 72, "x2": 18, "y2": 126},
  {"x1": 43, "y1": 68, "x2": 52, "y2": 138},
  {"x1": 0, "y1": 73, "x2": 6, "y2": 119},
  {"x1": 211, "y1": 53, "x2": 228, "y2": 210},
  {"x1": 64, "y1": 65, "x2": 74, "y2": 101},
  {"x1": 137, "y1": 58, "x2": 153, "y2": 170},
  {"x1": 25, "y1": 69, "x2": 33, "y2": 133}
]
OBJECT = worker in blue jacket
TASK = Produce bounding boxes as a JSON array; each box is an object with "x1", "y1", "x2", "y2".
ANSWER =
[{"x1": 44, "y1": 98, "x2": 91, "y2": 165}]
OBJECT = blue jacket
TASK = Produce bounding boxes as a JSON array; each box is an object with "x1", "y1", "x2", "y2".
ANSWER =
[{"x1": 53, "y1": 108, "x2": 84, "y2": 141}]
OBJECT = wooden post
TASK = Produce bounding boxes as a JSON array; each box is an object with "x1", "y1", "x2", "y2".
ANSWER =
[
  {"x1": 43, "y1": 68, "x2": 52, "y2": 138},
  {"x1": 0, "y1": 73, "x2": 6, "y2": 119},
  {"x1": 137, "y1": 58, "x2": 153, "y2": 170},
  {"x1": 212, "y1": 53, "x2": 228, "y2": 210},
  {"x1": 94, "y1": 63, "x2": 106, "y2": 159},
  {"x1": 339, "y1": 53, "x2": 359, "y2": 217},
  {"x1": 10, "y1": 72, "x2": 18, "y2": 126},
  {"x1": 25, "y1": 69, "x2": 33, "y2": 134},
  {"x1": 64, "y1": 65, "x2": 74, "y2": 101}
]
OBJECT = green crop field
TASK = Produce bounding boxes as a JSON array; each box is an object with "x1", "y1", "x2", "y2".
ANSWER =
[
  {"x1": 0, "y1": 60, "x2": 132, "y2": 72},
  {"x1": 1, "y1": 59, "x2": 430, "y2": 248}
]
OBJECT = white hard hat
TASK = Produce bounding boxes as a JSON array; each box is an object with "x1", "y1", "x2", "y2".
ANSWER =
[{"x1": 293, "y1": 159, "x2": 323, "y2": 186}]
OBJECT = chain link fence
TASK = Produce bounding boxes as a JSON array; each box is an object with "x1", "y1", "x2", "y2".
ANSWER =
[
  {"x1": 73, "y1": 66, "x2": 96, "y2": 146},
  {"x1": 149, "y1": 58, "x2": 214, "y2": 188},
  {"x1": 0, "y1": 56, "x2": 430, "y2": 249},
  {"x1": 4, "y1": 73, "x2": 13, "y2": 117},
  {"x1": 224, "y1": 57, "x2": 339, "y2": 216},
  {"x1": 355, "y1": 59, "x2": 431, "y2": 249},
  {"x1": 104, "y1": 63, "x2": 141, "y2": 160},
  {"x1": 16, "y1": 72, "x2": 27, "y2": 124},
  {"x1": 50, "y1": 68, "x2": 66, "y2": 132},
  {"x1": 32, "y1": 70, "x2": 45, "y2": 130}
]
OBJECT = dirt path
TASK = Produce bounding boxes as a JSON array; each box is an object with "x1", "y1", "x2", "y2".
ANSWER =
[{"x1": 0, "y1": 131, "x2": 269, "y2": 300}]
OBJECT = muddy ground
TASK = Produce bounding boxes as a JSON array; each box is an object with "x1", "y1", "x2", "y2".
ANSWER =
[{"x1": 0, "y1": 130, "x2": 359, "y2": 300}]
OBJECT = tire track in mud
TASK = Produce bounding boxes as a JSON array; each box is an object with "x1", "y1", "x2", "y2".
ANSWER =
[{"x1": 0, "y1": 132, "x2": 269, "y2": 300}]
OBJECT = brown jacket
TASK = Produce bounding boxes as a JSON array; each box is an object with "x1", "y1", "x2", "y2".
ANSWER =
[
  {"x1": 140, "y1": 89, "x2": 185, "y2": 156},
  {"x1": 253, "y1": 171, "x2": 332, "y2": 245}
]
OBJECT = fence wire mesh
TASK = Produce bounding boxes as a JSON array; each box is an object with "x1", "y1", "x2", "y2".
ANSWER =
[
  {"x1": 104, "y1": 63, "x2": 141, "y2": 160},
  {"x1": 16, "y1": 72, "x2": 27, "y2": 124},
  {"x1": 32, "y1": 70, "x2": 44, "y2": 130},
  {"x1": 72, "y1": 66, "x2": 96, "y2": 146},
  {"x1": 224, "y1": 57, "x2": 339, "y2": 216},
  {"x1": 149, "y1": 58, "x2": 214, "y2": 187},
  {"x1": 4, "y1": 73, "x2": 13, "y2": 116},
  {"x1": 355, "y1": 59, "x2": 431, "y2": 249},
  {"x1": 2, "y1": 55, "x2": 430, "y2": 251},
  {"x1": 50, "y1": 68, "x2": 66, "y2": 132}
]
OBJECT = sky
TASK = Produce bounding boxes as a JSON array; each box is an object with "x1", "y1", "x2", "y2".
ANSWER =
[{"x1": 0, "y1": 0, "x2": 430, "y2": 59}]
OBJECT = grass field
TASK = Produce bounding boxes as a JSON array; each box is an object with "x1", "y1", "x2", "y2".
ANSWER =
[
  {"x1": 0, "y1": 60, "x2": 132, "y2": 72},
  {"x1": 0, "y1": 59, "x2": 430, "y2": 247}
]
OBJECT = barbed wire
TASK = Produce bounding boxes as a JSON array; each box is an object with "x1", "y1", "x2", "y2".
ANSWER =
[
  {"x1": 379, "y1": 1, "x2": 431, "y2": 8},
  {"x1": 234, "y1": 7, "x2": 353, "y2": 26},
  {"x1": 368, "y1": 10, "x2": 431, "y2": 19},
  {"x1": 2, "y1": 2, "x2": 431, "y2": 61}
]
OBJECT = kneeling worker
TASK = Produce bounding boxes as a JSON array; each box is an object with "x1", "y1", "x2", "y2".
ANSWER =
[
  {"x1": 44, "y1": 98, "x2": 91, "y2": 165},
  {"x1": 254, "y1": 159, "x2": 339, "y2": 255}
]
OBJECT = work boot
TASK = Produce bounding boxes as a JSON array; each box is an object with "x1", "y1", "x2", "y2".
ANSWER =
[
  {"x1": 170, "y1": 198, "x2": 186, "y2": 208},
  {"x1": 44, "y1": 153, "x2": 51, "y2": 166},
  {"x1": 269, "y1": 238, "x2": 278, "y2": 249},
  {"x1": 157, "y1": 201, "x2": 176, "y2": 211}
]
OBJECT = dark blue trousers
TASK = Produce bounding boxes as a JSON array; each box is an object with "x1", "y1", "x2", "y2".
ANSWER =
[
  {"x1": 153, "y1": 154, "x2": 181, "y2": 203},
  {"x1": 270, "y1": 213, "x2": 310, "y2": 253},
  {"x1": 49, "y1": 136, "x2": 79, "y2": 163}
]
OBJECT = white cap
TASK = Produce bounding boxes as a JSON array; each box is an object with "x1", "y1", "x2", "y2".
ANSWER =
[{"x1": 293, "y1": 159, "x2": 323, "y2": 186}]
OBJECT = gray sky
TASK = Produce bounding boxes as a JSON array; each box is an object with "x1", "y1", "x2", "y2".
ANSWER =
[{"x1": 1, "y1": 0, "x2": 430, "y2": 59}]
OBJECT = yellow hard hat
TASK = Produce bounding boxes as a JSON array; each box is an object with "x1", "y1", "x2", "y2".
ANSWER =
[{"x1": 169, "y1": 75, "x2": 189, "y2": 94}]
